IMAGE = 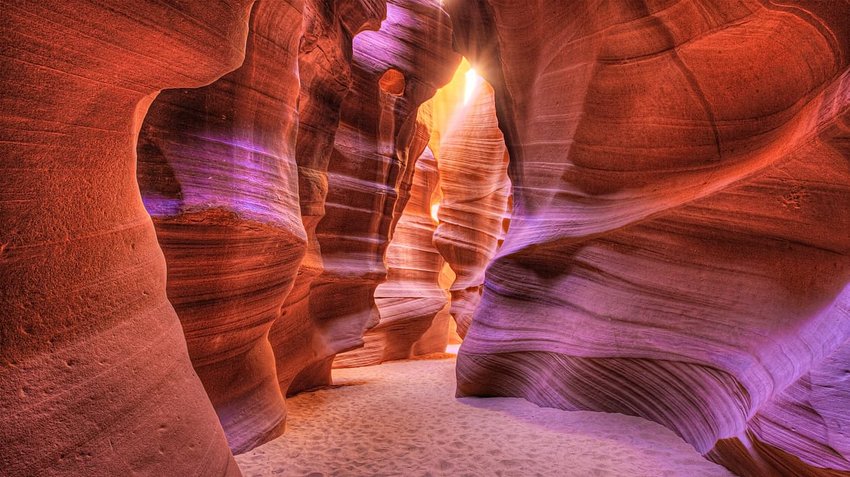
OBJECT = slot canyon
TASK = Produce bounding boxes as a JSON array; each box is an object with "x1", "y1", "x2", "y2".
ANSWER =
[{"x1": 1, "y1": 1, "x2": 848, "y2": 476}]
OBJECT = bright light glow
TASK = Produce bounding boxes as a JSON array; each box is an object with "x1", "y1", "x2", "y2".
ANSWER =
[
  {"x1": 430, "y1": 202, "x2": 441, "y2": 223},
  {"x1": 464, "y1": 68, "x2": 483, "y2": 105}
]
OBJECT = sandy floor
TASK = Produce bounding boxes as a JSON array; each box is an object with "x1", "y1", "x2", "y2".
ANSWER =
[{"x1": 236, "y1": 356, "x2": 734, "y2": 477}]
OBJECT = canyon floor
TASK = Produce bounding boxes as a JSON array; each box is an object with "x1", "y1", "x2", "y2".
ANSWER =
[{"x1": 236, "y1": 355, "x2": 734, "y2": 476}]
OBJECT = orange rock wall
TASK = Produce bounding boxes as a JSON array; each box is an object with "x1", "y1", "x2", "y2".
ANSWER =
[
  {"x1": 280, "y1": 0, "x2": 459, "y2": 387},
  {"x1": 268, "y1": 0, "x2": 386, "y2": 398},
  {"x1": 0, "y1": 1, "x2": 256, "y2": 474},
  {"x1": 137, "y1": 0, "x2": 308, "y2": 453},
  {"x1": 445, "y1": 1, "x2": 850, "y2": 475},
  {"x1": 335, "y1": 146, "x2": 448, "y2": 367},
  {"x1": 433, "y1": 83, "x2": 511, "y2": 337}
]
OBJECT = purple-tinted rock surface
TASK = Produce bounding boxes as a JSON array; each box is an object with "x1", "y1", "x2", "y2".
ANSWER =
[
  {"x1": 137, "y1": 0, "x2": 307, "y2": 453},
  {"x1": 275, "y1": 0, "x2": 459, "y2": 392},
  {"x1": 445, "y1": 1, "x2": 850, "y2": 475}
]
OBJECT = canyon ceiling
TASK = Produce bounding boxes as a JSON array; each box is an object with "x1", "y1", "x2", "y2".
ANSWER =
[{"x1": 1, "y1": 1, "x2": 848, "y2": 476}]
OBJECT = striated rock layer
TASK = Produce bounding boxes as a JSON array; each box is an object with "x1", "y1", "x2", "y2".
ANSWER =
[
  {"x1": 137, "y1": 0, "x2": 307, "y2": 454},
  {"x1": 268, "y1": 0, "x2": 386, "y2": 397},
  {"x1": 312, "y1": 0, "x2": 458, "y2": 375},
  {"x1": 433, "y1": 82, "x2": 511, "y2": 337},
  {"x1": 446, "y1": 1, "x2": 850, "y2": 476},
  {"x1": 275, "y1": 0, "x2": 459, "y2": 391},
  {"x1": 0, "y1": 1, "x2": 255, "y2": 475},
  {"x1": 335, "y1": 146, "x2": 449, "y2": 367}
]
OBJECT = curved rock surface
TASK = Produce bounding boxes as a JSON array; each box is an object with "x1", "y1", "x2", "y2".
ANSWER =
[
  {"x1": 0, "y1": 1, "x2": 254, "y2": 475},
  {"x1": 335, "y1": 146, "x2": 448, "y2": 367},
  {"x1": 268, "y1": 0, "x2": 386, "y2": 397},
  {"x1": 275, "y1": 0, "x2": 459, "y2": 392},
  {"x1": 446, "y1": 1, "x2": 850, "y2": 475},
  {"x1": 433, "y1": 82, "x2": 511, "y2": 337},
  {"x1": 137, "y1": 0, "x2": 307, "y2": 454}
]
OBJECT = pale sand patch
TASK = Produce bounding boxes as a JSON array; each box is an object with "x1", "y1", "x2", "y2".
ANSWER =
[{"x1": 236, "y1": 357, "x2": 734, "y2": 477}]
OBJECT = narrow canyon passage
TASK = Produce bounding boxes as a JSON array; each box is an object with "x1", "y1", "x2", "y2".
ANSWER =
[
  {"x1": 237, "y1": 355, "x2": 733, "y2": 477},
  {"x1": 3, "y1": 1, "x2": 850, "y2": 476}
]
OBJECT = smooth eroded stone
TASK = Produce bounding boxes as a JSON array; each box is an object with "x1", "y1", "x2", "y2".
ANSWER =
[
  {"x1": 445, "y1": 0, "x2": 850, "y2": 475},
  {"x1": 433, "y1": 82, "x2": 511, "y2": 337},
  {"x1": 1, "y1": 0, "x2": 255, "y2": 474},
  {"x1": 269, "y1": 0, "x2": 386, "y2": 397},
  {"x1": 274, "y1": 0, "x2": 459, "y2": 392},
  {"x1": 335, "y1": 146, "x2": 448, "y2": 367},
  {"x1": 137, "y1": 0, "x2": 307, "y2": 454}
]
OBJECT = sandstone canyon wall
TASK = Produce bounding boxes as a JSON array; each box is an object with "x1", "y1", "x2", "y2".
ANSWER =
[
  {"x1": 433, "y1": 82, "x2": 511, "y2": 337},
  {"x1": 335, "y1": 146, "x2": 449, "y2": 367},
  {"x1": 445, "y1": 1, "x2": 850, "y2": 475},
  {"x1": 269, "y1": 1, "x2": 386, "y2": 394},
  {"x1": 267, "y1": 0, "x2": 386, "y2": 398},
  {"x1": 136, "y1": 0, "x2": 308, "y2": 454},
  {"x1": 0, "y1": 1, "x2": 256, "y2": 475},
  {"x1": 274, "y1": 0, "x2": 459, "y2": 391},
  {"x1": 6, "y1": 0, "x2": 849, "y2": 475}
]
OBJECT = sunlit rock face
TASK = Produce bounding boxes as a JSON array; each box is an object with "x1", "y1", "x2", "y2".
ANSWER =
[
  {"x1": 445, "y1": 1, "x2": 850, "y2": 475},
  {"x1": 0, "y1": 1, "x2": 254, "y2": 475},
  {"x1": 136, "y1": 0, "x2": 307, "y2": 454},
  {"x1": 433, "y1": 82, "x2": 511, "y2": 337},
  {"x1": 276, "y1": 0, "x2": 460, "y2": 392},
  {"x1": 335, "y1": 146, "x2": 448, "y2": 367},
  {"x1": 268, "y1": 0, "x2": 386, "y2": 398}
]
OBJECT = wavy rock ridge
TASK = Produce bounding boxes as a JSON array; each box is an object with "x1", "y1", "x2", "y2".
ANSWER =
[
  {"x1": 267, "y1": 0, "x2": 386, "y2": 399},
  {"x1": 445, "y1": 1, "x2": 850, "y2": 475},
  {"x1": 137, "y1": 0, "x2": 308, "y2": 453},
  {"x1": 5, "y1": 0, "x2": 849, "y2": 475},
  {"x1": 0, "y1": 1, "x2": 256, "y2": 475},
  {"x1": 433, "y1": 81, "x2": 511, "y2": 337},
  {"x1": 335, "y1": 145, "x2": 449, "y2": 367},
  {"x1": 276, "y1": 0, "x2": 459, "y2": 389}
]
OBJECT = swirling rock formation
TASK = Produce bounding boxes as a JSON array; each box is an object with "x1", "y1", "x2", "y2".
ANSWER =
[
  {"x1": 335, "y1": 146, "x2": 448, "y2": 367},
  {"x1": 274, "y1": 0, "x2": 459, "y2": 392},
  {"x1": 136, "y1": 0, "x2": 306, "y2": 454},
  {"x1": 433, "y1": 82, "x2": 511, "y2": 337},
  {"x1": 311, "y1": 0, "x2": 458, "y2": 373},
  {"x1": 445, "y1": 1, "x2": 850, "y2": 475},
  {"x1": 268, "y1": 0, "x2": 386, "y2": 397},
  {"x1": 0, "y1": 1, "x2": 254, "y2": 475}
]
